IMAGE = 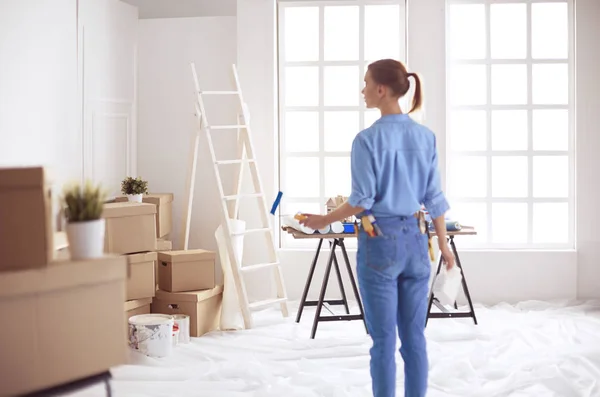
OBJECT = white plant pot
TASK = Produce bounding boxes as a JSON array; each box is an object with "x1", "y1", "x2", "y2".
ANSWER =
[
  {"x1": 66, "y1": 219, "x2": 106, "y2": 260},
  {"x1": 127, "y1": 193, "x2": 143, "y2": 203}
]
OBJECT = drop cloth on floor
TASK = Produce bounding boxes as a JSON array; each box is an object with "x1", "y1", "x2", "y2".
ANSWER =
[{"x1": 68, "y1": 300, "x2": 600, "y2": 397}]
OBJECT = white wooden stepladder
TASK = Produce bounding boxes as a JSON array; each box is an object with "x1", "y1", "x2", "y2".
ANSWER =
[{"x1": 182, "y1": 63, "x2": 289, "y2": 329}]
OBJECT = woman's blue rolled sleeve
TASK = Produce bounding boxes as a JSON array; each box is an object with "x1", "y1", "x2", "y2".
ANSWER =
[
  {"x1": 348, "y1": 135, "x2": 376, "y2": 210},
  {"x1": 423, "y1": 136, "x2": 450, "y2": 219},
  {"x1": 424, "y1": 193, "x2": 450, "y2": 220}
]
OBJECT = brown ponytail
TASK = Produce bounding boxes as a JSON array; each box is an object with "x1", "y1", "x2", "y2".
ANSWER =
[
  {"x1": 406, "y1": 72, "x2": 423, "y2": 114},
  {"x1": 367, "y1": 59, "x2": 424, "y2": 114}
]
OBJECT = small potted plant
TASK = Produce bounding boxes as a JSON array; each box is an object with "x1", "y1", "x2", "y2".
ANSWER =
[
  {"x1": 62, "y1": 181, "x2": 107, "y2": 260},
  {"x1": 121, "y1": 176, "x2": 148, "y2": 203}
]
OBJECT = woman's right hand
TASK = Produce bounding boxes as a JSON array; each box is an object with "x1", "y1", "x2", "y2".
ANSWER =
[{"x1": 440, "y1": 245, "x2": 456, "y2": 270}]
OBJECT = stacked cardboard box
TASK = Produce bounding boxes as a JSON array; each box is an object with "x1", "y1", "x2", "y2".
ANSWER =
[
  {"x1": 0, "y1": 167, "x2": 128, "y2": 397},
  {"x1": 0, "y1": 167, "x2": 54, "y2": 271},
  {"x1": 102, "y1": 202, "x2": 160, "y2": 325},
  {"x1": 151, "y1": 249, "x2": 223, "y2": 337},
  {"x1": 114, "y1": 193, "x2": 174, "y2": 291},
  {"x1": 115, "y1": 193, "x2": 174, "y2": 246}
]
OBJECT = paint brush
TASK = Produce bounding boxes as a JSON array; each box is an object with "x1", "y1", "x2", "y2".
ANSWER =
[{"x1": 270, "y1": 191, "x2": 283, "y2": 215}]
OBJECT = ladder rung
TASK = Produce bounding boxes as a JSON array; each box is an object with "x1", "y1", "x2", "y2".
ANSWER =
[
  {"x1": 241, "y1": 262, "x2": 279, "y2": 272},
  {"x1": 215, "y1": 159, "x2": 255, "y2": 165},
  {"x1": 232, "y1": 228, "x2": 271, "y2": 236},
  {"x1": 223, "y1": 193, "x2": 264, "y2": 200},
  {"x1": 200, "y1": 91, "x2": 239, "y2": 95},
  {"x1": 249, "y1": 298, "x2": 287, "y2": 310},
  {"x1": 208, "y1": 125, "x2": 247, "y2": 130}
]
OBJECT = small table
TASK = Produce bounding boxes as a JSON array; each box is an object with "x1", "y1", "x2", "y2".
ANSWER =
[
  {"x1": 283, "y1": 227, "x2": 367, "y2": 339},
  {"x1": 426, "y1": 227, "x2": 478, "y2": 326}
]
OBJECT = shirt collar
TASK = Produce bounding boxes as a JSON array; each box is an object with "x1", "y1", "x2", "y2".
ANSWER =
[{"x1": 373, "y1": 113, "x2": 410, "y2": 124}]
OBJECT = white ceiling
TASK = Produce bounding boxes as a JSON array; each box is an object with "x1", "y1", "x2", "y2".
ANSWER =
[{"x1": 120, "y1": 0, "x2": 236, "y2": 18}]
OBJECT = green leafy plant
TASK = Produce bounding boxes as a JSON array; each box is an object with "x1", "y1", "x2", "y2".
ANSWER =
[
  {"x1": 62, "y1": 181, "x2": 107, "y2": 223},
  {"x1": 121, "y1": 176, "x2": 148, "y2": 195}
]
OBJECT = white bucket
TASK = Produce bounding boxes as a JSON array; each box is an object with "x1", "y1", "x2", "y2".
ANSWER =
[
  {"x1": 173, "y1": 314, "x2": 191, "y2": 344},
  {"x1": 65, "y1": 219, "x2": 106, "y2": 260},
  {"x1": 128, "y1": 314, "x2": 174, "y2": 358}
]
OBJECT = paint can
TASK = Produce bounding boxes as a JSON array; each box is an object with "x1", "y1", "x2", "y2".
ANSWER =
[
  {"x1": 330, "y1": 221, "x2": 344, "y2": 234},
  {"x1": 173, "y1": 314, "x2": 191, "y2": 344},
  {"x1": 318, "y1": 225, "x2": 330, "y2": 234},
  {"x1": 128, "y1": 314, "x2": 174, "y2": 358},
  {"x1": 172, "y1": 322, "x2": 180, "y2": 347}
]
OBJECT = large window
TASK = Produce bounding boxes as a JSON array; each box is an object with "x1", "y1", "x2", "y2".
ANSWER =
[
  {"x1": 446, "y1": 0, "x2": 574, "y2": 249},
  {"x1": 277, "y1": 1, "x2": 406, "y2": 248}
]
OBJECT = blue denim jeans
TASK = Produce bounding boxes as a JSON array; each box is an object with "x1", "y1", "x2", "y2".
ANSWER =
[{"x1": 357, "y1": 216, "x2": 431, "y2": 397}]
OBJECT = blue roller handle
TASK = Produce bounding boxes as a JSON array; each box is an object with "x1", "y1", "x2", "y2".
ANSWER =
[{"x1": 270, "y1": 191, "x2": 283, "y2": 215}]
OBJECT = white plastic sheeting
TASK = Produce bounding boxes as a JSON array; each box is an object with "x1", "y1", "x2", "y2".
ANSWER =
[
  {"x1": 215, "y1": 219, "x2": 246, "y2": 331},
  {"x1": 69, "y1": 300, "x2": 600, "y2": 397}
]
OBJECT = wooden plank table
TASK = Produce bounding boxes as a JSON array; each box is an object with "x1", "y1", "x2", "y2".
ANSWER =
[
  {"x1": 425, "y1": 226, "x2": 479, "y2": 326},
  {"x1": 283, "y1": 225, "x2": 479, "y2": 335},
  {"x1": 282, "y1": 226, "x2": 367, "y2": 339}
]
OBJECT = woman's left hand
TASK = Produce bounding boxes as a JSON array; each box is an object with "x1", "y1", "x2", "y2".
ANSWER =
[{"x1": 299, "y1": 214, "x2": 330, "y2": 230}]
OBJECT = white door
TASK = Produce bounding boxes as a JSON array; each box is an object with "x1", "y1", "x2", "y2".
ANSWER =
[{"x1": 78, "y1": 0, "x2": 138, "y2": 197}]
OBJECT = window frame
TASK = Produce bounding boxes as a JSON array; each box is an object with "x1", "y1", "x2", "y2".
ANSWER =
[
  {"x1": 277, "y1": 0, "x2": 407, "y2": 249},
  {"x1": 445, "y1": 0, "x2": 576, "y2": 250}
]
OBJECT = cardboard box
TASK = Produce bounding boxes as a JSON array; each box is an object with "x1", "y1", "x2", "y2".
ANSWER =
[
  {"x1": 151, "y1": 285, "x2": 223, "y2": 337},
  {"x1": 156, "y1": 238, "x2": 172, "y2": 251},
  {"x1": 154, "y1": 240, "x2": 172, "y2": 288},
  {"x1": 0, "y1": 256, "x2": 128, "y2": 397},
  {"x1": 124, "y1": 297, "x2": 152, "y2": 329},
  {"x1": 158, "y1": 249, "x2": 216, "y2": 292},
  {"x1": 125, "y1": 252, "x2": 156, "y2": 300},
  {"x1": 0, "y1": 166, "x2": 53, "y2": 271},
  {"x1": 103, "y1": 202, "x2": 157, "y2": 254},
  {"x1": 116, "y1": 193, "x2": 173, "y2": 238}
]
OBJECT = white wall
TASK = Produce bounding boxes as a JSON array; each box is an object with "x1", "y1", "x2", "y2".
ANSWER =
[
  {"x1": 136, "y1": 17, "x2": 238, "y2": 285},
  {"x1": 80, "y1": 0, "x2": 139, "y2": 197},
  {"x1": 236, "y1": 0, "x2": 599, "y2": 304},
  {"x1": 0, "y1": 0, "x2": 137, "y2": 225},
  {"x1": 575, "y1": 0, "x2": 600, "y2": 299},
  {"x1": 0, "y1": 0, "x2": 79, "y2": 189},
  {"x1": 122, "y1": 0, "x2": 236, "y2": 18}
]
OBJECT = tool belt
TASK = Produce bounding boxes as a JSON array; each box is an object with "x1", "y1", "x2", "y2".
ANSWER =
[
  {"x1": 418, "y1": 211, "x2": 436, "y2": 262},
  {"x1": 361, "y1": 210, "x2": 435, "y2": 262}
]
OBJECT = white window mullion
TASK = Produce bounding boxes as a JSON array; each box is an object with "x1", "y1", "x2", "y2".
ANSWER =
[
  {"x1": 358, "y1": 4, "x2": 365, "y2": 129},
  {"x1": 451, "y1": 197, "x2": 569, "y2": 204},
  {"x1": 567, "y1": 0, "x2": 576, "y2": 248},
  {"x1": 526, "y1": 1, "x2": 534, "y2": 245},
  {"x1": 485, "y1": 2, "x2": 493, "y2": 244},
  {"x1": 452, "y1": 104, "x2": 569, "y2": 111},
  {"x1": 318, "y1": 5, "x2": 325, "y2": 214},
  {"x1": 452, "y1": 58, "x2": 570, "y2": 65},
  {"x1": 277, "y1": 7, "x2": 287, "y2": 246}
]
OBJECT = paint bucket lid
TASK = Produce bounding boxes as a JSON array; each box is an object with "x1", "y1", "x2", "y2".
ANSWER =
[{"x1": 129, "y1": 314, "x2": 174, "y2": 326}]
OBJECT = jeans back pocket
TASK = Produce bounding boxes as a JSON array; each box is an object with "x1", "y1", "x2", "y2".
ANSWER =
[{"x1": 365, "y1": 235, "x2": 397, "y2": 272}]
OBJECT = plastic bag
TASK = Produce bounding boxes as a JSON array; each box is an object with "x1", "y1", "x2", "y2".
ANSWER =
[{"x1": 433, "y1": 265, "x2": 463, "y2": 306}]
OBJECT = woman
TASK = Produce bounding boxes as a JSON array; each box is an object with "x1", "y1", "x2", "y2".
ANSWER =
[{"x1": 300, "y1": 59, "x2": 455, "y2": 397}]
